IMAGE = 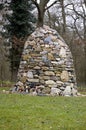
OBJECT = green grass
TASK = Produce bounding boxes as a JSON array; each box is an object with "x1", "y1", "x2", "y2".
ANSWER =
[{"x1": 0, "y1": 94, "x2": 86, "y2": 130}]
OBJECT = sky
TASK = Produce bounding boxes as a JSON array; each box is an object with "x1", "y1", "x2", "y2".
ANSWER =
[{"x1": 37, "y1": 0, "x2": 56, "y2": 5}]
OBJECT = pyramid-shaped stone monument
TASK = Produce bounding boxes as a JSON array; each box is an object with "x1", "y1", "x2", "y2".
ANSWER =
[{"x1": 13, "y1": 25, "x2": 77, "y2": 96}]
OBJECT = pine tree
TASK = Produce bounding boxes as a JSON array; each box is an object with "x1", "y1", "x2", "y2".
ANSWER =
[{"x1": 7, "y1": 0, "x2": 36, "y2": 80}]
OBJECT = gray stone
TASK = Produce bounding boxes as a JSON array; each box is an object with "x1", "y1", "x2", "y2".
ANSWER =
[
  {"x1": 61, "y1": 71, "x2": 69, "y2": 82},
  {"x1": 23, "y1": 73, "x2": 27, "y2": 77},
  {"x1": 44, "y1": 36, "x2": 52, "y2": 43},
  {"x1": 31, "y1": 91, "x2": 37, "y2": 96},
  {"x1": 40, "y1": 51, "x2": 48, "y2": 55},
  {"x1": 24, "y1": 41, "x2": 29, "y2": 49},
  {"x1": 48, "y1": 84, "x2": 57, "y2": 88},
  {"x1": 42, "y1": 55, "x2": 48, "y2": 62},
  {"x1": 51, "y1": 61, "x2": 58, "y2": 65},
  {"x1": 40, "y1": 28, "x2": 47, "y2": 34},
  {"x1": 56, "y1": 58, "x2": 61, "y2": 61},
  {"x1": 42, "y1": 87, "x2": 51, "y2": 94},
  {"x1": 27, "y1": 71, "x2": 33, "y2": 78},
  {"x1": 60, "y1": 87, "x2": 65, "y2": 91},
  {"x1": 44, "y1": 71, "x2": 55, "y2": 76},
  {"x1": 16, "y1": 81, "x2": 23, "y2": 86},
  {"x1": 59, "y1": 47, "x2": 66, "y2": 57},
  {"x1": 56, "y1": 81, "x2": 64, "y2": 86},
  {"x1": 43, "y1": 76, "x2": 50, "y2": 80},
  {"x1": 48, "y1": 53, "x2": 54, "y2": 60},
  {"x1": 36, "y1": 85, "x2": 45, "y2": 89},
  {"x1": 33, "y1": 31, "x2": 44, "y2": 37},
  {"x1": 45, "y1": 80, "x2": 56, "y2": 85},
  {"x1": 20, "y1": 61, "x2": 27, "y2": 64},
  {"x1": 50, "y1": 76, "x2": 58, "y2": 81},
  {"x1": 71, "y1": 88, "x2": 77, "y2": 96},
  {"x1": 50, "y1": 35, "x2": 57, "y2": 42},
  {"x1": 62, "y1": 86, "x2": 77, "y2": 96},
  {"x1": 27, "y1": 79, "x2": 39, "y2": 83},
  {"x1": 50, "y1": 88, "x2": 61, "y2": 95},
  {"x1": 34, "y1": 66, "x2": 41, "y2": 70},
  {"x1": 57, "y1": 39, "x2": 66, "y2": 46}
]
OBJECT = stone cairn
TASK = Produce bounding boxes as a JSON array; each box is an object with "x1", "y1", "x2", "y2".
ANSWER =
[{"x1": 13, "y1": 25, "x2": 77, "y2": 96}]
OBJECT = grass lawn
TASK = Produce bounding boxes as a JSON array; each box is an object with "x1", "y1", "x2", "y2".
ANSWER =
[{"x1": 0, "y1": 93, "x2": 86, "y2": 130}]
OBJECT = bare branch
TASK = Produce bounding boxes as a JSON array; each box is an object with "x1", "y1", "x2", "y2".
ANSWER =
[
  {"x1": 81, "y1": 0, "x2": 86, "y2": 17},
  {"x1": 31, "y1": 0, "x2": 39, "y2": 9},
  {"x1": 71, "y1": 16, "x2": 83, "y2": 40},
  {"x1": 64, "y1": 3, "x2": 73, "y2": 8},
  {"x1": 66, "y1": 3, "x2": 84, "y2": 19},
  {"x1": 84, "y1": 0, "x2": 86, "y2": 6},
  {"x1": 72, "y1": 3, "x2": 84, "y2": 19},
  {"x1": 40, "y1": 0, "x2": 50, "y2": 8},
  {"x1": 45, "y1": 0, "x2": 58, "y2": 11}
]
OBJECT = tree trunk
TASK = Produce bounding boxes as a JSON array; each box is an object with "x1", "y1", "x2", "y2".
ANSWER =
[
  {"x1": 83, "y1": 1, "x2": 86, "y2": 86},
  {"x1": 60, "y1": 0, "x2": 66, "y2": 33},
  {"x1": 37, "y1": 8, "x2": 45, "y2": 27},
  {"x1": 32, "y1": 0, "x2": 50, "y2": 27},
  {"x1": 10, "y1": 37, "x2": 25, "y2": 81},
  {"x1": 32, "y1": 0, "x2": 56, "y2": 27}
]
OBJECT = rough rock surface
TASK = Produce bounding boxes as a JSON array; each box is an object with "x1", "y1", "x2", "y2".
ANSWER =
[{"x1": 13, "y1": 25, "x2": 77, "y2": 96}]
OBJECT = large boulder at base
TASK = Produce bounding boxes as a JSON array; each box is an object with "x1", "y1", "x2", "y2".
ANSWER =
[
  {"x1": 14, "y1": 25, "x2": 77, "y2": 96},
  {"x1": 63, "y1": 86, "x2": 77, "y2": 96}
]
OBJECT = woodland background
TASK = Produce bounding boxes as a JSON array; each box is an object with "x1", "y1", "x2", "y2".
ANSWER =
[{"x1": 0, "y1": 0, "x2": 86, "y2": 87}]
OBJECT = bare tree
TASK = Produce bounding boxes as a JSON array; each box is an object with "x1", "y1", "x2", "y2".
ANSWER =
[
  {"x1": 44, "y1": 0, "x2": 86, "y2": 86},
  {"x1": 59, "y1": 0, "x2": 66, "y2": 33},
  {"x1": 66, "y1": 0, "x2": 86, "y2": 86},
  {"x1": 31, "y1": 0, "x2": 57, "y2": 27},
  {"x1": 0, "y1": 36, "x2": 11, "y2": 83}
]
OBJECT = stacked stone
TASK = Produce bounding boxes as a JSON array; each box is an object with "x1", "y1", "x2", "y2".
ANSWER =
[{"x1": 14, "y1": 25, "x2": 77, "y2": 96}]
